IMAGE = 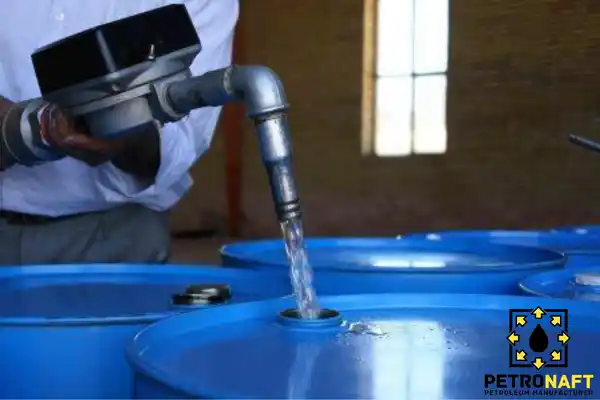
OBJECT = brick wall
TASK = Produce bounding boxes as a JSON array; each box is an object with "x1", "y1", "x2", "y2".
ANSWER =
[{"x1": 170, "y1": 0, "x2": 600, "y2": 238}]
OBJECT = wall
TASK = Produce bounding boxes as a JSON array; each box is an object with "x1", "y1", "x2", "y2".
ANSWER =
[{"x1": 170, "y1": 0, "x2": 600, "y2": 238}]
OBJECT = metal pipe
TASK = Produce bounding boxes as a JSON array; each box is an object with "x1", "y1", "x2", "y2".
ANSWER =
[
  {"x1": 166, "y1": 65, "x2": 301, "y2": 223},
  {"x1": 569, "y1": 134, "x2": 600, "y2": 155}
]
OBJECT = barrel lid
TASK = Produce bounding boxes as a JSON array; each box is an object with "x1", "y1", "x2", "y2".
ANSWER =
[
  {"x1": 519, "y1": 266, "x2": 600, "y2": 301},
  {"x1": 221, "y1": 238, "x2": 565, "y2": 272},
  {"x1": 127, "y1": 293, "x2": 600, "y2": 399},
  {"x1": 0, "y1": 264, "x2": 289, "y2": 325},
  {"x1": 401, "y1": 229, "x2": 600, "y2": 254}
]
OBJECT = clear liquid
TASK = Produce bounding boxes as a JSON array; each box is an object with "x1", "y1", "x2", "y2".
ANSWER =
[{"x1": 280, "y1": 218, "x2": 321, "y2": 319}]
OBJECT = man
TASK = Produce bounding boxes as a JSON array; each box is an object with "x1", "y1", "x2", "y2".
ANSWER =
[{"x1": 0, "y1": 0, "x2": 239, "y2": 264}]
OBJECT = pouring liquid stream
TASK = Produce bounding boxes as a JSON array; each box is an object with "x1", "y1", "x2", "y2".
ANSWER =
[
  {"x1": 280, "y1": 219, "x2": 386, "y2": 335},
  {"x1": 281, "y1": 218, "x2": 321, "y2": 319}
]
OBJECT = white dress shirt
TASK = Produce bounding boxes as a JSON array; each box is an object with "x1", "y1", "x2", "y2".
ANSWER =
[{"x1": 0, "y1": 0, "x2": 238, "y2": 216}]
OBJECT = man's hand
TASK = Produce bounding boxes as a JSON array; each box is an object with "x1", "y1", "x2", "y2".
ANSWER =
[
  {"x1": 40, "y1": 104, "x2": 160, "y2": 179},
  {"x1": 40, "y1": 104, "x2": 128, "y2": 166}
]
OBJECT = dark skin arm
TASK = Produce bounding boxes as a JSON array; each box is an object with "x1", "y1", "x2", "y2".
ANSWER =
[
  {"x1": 0, "y1": 96, "x2": 17, "y2": 170},
  {"x1": 62, "y1": 114, "x2": 160, "y2": 181},
  {"x1": 0, "y1": 94, "x2": 159, "y2": 180},
  {"x1": 0, "y1": 95, "x2": 160, "y2": 181},
  {"x1": 50, "y1": 110, "x2": 160, "y2": 181},
  {"x1": 0, "y1": 96, "x2": 13, "y2": 111}
]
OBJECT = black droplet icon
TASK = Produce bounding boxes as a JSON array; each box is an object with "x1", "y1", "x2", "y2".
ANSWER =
[{"x1": 529, "y1": 324, "x2": 549, "y2": 353}]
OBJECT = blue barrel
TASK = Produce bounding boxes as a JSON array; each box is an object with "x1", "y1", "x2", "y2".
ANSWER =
[
  {"x1": 0, "y1": 264, "x2": 291, "y2": 399},
  {"x1": 520, "y1": 266, "x2": 600, "y2": 302},
  {"x1": 401, "y1": 229, "x2": 600, "y2": 268},
  {"x1": 220, "y1": 238, "x2": 565, "y2": 295},
  {"x1": 128, "y1": 293, "x2": 600, "y2": 399}
]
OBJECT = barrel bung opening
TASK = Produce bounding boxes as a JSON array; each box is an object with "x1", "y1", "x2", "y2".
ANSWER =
[
  {"x1": 278, "y1": 308, "x2": 342, "y2": 330},
  {"x1": 281, "y1": 308, "x2": 339, "y2": 320},
  {"x1": 572, "y1": 273, "x2": 600, "y2": 301},
  {"x1": 172, "y1": 284, "x2": 232, "y2": 306},
  {"x1": 574, "y1": 273, "x2": 600, "y2": 288}
]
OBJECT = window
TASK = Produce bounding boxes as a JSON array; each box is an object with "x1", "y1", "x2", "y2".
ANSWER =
[{"x1": 362, "y1": 0, "x2": 450, "y2": 156}]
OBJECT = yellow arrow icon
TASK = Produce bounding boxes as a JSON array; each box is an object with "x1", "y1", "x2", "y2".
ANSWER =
[
  {"x1": 551, "y1": 315, "x2": 561, "y2": 327},
  {"x1": 558, "y1": 332, "x2": 570, "y2": 344},
  {"x1": 516, "y1": 315, "x2": 527, "y2": 326},
  {"x1": 516, "y1": 350, "x2": 527, "y2": 361},
  {"x1": 532, "y1": 307, "x2": 546, "y2": 319},
  {"x1": 551, "y1": 350, "x2": 561, "y2": 361},
  {"x1": 507, "y1": 331, "x2": 520, "y2": 345},
  {"x1": 532, "y1": 357, "x2": 545, "y2": 370}
]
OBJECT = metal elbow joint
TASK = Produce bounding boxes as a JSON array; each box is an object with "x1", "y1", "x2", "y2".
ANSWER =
[
  {"x1": 228, "y1": 65, "x2": 289, "y2": 118},
  {"x1": 165, "y1": 65, "x2": 289, "y2": 118}
]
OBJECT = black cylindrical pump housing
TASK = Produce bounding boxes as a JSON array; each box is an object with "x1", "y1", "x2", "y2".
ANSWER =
[{"x1": 30, "y1": 4, "x2": 202, "y2": 138}]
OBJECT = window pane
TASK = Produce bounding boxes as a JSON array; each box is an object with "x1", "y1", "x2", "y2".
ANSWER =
[
  {"x1": 414, "y1": 0, "x2": 449, "y2": 73},
  {"x1": 376, "y1": 0, "x2": 414, "y2": 77},
  {"x1": 375, "y1": 76, "x2": 413, "y2": 156},
  {"x1": 413, "y1": 75, "x2": 447, "y2": 154}
]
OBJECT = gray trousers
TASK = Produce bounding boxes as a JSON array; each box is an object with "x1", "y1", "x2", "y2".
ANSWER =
[{"x1": 0, "y1": 204, "x2": 171, "y2": 265}]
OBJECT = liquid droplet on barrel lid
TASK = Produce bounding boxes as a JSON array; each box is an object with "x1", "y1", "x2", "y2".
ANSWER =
[
  {"x1": 347, "y1": 321, "x2": 387, "y2": 337},
  {"x1": 529, "y1": 324, "x2": 549, "y2": 353}
]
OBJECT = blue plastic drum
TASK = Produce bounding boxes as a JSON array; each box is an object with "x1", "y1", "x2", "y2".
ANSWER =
[
  {"x1": 127, "y1": 293, "x2": 600, "y2": 399},
  {"x1": 0, "y1": 264, "x2": 291, "y2": 399},
  {"x1": 220, "y1": 238, "x2": 566, "y2": 295},
  {"x1": 520, "y1": 266, "x2": 600, "y2": 302},
  {"x1": 401, "y1": 229, "x2": 600, "y2": 268}
]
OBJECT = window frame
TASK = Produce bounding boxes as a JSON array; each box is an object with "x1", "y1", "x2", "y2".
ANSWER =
[{"x1": 361, "y1": 0, "x2": 449, "y2": 157}]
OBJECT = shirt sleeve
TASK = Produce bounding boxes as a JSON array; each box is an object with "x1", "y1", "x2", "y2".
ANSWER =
[{"x1": 92, "y1": 0, "x2": 239, "y2": 210}]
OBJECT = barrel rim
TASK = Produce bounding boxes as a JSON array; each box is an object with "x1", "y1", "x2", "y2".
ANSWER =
[
  {"x1": 519, "y1": 266, "x2": 600, "y2": 297},
  {"x1": 126, "y1": 292, "x2": 600, "y2": 399},
  {"x1": 0, "y1": 263, "x2": 284, "y2": 326},
  {"x1": 399, "y1": 228, "x2": 550, "y2": 239},
  {"x1": 551, "y1": 224, "x2": 600, "y2": 234},
  {"x1": 400, "y1": 229, "x2": 600, "y2": 255},
  {"x1": 220, "y1": 236, "x2": 567, "y2": 273}
]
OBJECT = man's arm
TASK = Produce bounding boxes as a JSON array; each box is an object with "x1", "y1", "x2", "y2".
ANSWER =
[
  {"x1": 0, "y1": 95, "x2": 138, "y2": 172},
  {"x1": 0, "y1": 96, "x2": 51, "y2": 172},
  {"x1": 0, "y1": 96, "x2": 13, "y2": 112},
  {"x1": 92, "y1": 0, "x2": 239, "y2": 207},
  {"x1": 0, "y1": 95, "x2": 16, "y2": 170}
]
